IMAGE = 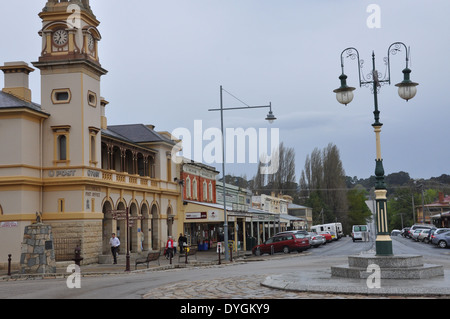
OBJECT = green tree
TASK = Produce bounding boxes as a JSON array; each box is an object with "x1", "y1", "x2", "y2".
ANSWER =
[
  {"x1": 387, "y1": 188, "x2": 415, "y2": 230},
  {"x1": 346, "y1": 188, "x2": 372, "y2": 234}
]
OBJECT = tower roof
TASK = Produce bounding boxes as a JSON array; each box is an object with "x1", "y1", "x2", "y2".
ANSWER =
[{"x1": 43, "y1": 0, "x2": 95, "y2": 17}]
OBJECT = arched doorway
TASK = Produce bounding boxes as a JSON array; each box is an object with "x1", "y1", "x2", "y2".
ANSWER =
[
  {"x1": 102, "y1": 200, "x2": 114, "y2": 254},
  {"x1": 151, "y1": 204, "x2": 159, "y2": 250},
  {"x1": 167, "y1": 206, "x2": 173, "y2": 238},
  {"x1": 116, "y1": 201, "x2": 127, "y2": 251},
  {"x1": 129, "y1": 202, "x2": 139, "y2": 252},
  {"x1": 141, "y1": 203, "x2": 150, "y2": 251}
]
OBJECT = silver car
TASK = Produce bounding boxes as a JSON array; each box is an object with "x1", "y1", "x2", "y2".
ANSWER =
[
  {"x1": 411, "y1": 229, "x2": 425, "y2": 241},
  {"x1": 431, "y1": 229, "x2": 450, "y2": 248},
  {"x1": 417, "y1": 229, "x2": 431, "y2": 242},
  {"x1": 308, "y1": 232, "x2": 325, "y2": 248}
]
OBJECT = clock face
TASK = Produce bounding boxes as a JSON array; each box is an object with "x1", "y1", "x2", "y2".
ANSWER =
[
  {"x1": 53, "y1": 29, "x2": 68, "y2": 46},
  {"x1": 87, "y1": 34, "x2": 95, "y2": 51}
]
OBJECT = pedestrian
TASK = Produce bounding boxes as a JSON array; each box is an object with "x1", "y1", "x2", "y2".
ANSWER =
[
  {"x1": 165, "y1": 236, "x2": 174, "y2": 259},
  {"x1": 178, "y1": 233, "x2": 186, "y2": 253},
  {"x1": 109, "y1": 233, "x2": 120, "y2": 264}
]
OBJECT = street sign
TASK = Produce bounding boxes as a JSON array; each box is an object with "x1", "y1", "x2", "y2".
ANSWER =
[
  {"x1": 108, "y1": 209, "x2": 126, "y2": 214},
  {"x1": 107, "y1": 207, "x2": 144, "y2": 272}
]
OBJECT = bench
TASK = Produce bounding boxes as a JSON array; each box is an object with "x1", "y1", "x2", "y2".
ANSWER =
[
  {"x1": 135, "y1": 251, "x2": 161, "y2": 269},
  {"x1": 178, "y1": 246, "x2": 198, "y2": 263}
]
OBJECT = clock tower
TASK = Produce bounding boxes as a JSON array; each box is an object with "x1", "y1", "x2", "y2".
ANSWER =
[{"x1": 33, "y1": 0, "x2": 107, "y2": 170}]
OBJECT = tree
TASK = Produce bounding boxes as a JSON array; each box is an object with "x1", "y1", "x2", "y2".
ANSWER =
[
  {"x1": 387, "y1": 187, "x2": 415, "y2": 230},
  {"x1": 299, "y1": 143, "x2": 348, "y2": 227},
  {"x1": 347, "y1": 188, "x2": 372, "y2": 234},
  {"x1": 322, "y1": 143, "x2": 348, "y2": 225},
  {"x1": 252, "y1": 142, "x2": 297, "y2": 197}
]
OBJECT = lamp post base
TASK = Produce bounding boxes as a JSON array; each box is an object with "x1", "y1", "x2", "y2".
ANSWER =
[{"x1": 375, "y1": 235, "x2": 393, "y2": 256}]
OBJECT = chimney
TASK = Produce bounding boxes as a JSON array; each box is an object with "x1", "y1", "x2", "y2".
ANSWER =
[
  {"x1": 0, "y1": 62, "x2": 34, "y2": 102},
  {"x1": 100, "y1": 97, "x2": 109, "y2": 129},
  {"x1": 439, "y1": 192, "x2": 444, "y2": 203}
]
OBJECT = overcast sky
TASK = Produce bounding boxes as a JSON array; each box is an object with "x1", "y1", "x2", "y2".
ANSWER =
[{"x1": 2, "y1": 0, "x2": 449, "y2": 182}]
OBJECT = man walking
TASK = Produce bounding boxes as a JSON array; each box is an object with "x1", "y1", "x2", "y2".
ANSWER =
[{"x1": 109, "y1": 233, "x2": 120, "y2": 264}]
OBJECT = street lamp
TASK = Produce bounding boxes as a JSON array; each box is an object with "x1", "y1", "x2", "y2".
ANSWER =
[
  {"x1": 209, "y1": 85, "x2": 276, "y2": 261},
  {"x1": 333, "y1": 42, "x2": 418, "y2": 256}
]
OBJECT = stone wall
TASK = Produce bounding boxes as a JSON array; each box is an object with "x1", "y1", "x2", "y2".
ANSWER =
[
  {"x1": 20, "y1": 223, "x2": 56, "y2": 274},
  {"x1": 47, "y1": 220, "x2": 102, "y2": 264}
]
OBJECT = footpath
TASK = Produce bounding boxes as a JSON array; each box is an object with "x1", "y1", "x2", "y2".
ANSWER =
[{"x1": 0, "y1": 249, "x2": 261, "y2": 279}]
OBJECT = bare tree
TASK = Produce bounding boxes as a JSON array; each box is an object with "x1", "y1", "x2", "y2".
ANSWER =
[
  {"x1": 252, "y1": 142, "x2": 297, "y2": 196},
  {"x1": 299, "y1": 143, "x2": 348, "y2": 225}
]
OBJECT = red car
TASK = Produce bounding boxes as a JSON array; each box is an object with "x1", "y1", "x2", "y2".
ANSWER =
[
  {"x1": 318, "y1": 232, "x2": 332, "y2": 243},
  {"x1": 252, "y1": 232, "x2": 310, "y2": 256}
]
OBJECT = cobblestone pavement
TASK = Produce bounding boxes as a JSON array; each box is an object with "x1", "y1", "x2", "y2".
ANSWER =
[{"x1": 142, "y1": 273, "x2": 436, "y2": 299}]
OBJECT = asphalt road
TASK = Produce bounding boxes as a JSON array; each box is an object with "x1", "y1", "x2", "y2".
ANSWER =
[{"x1": 1, "y1": 236, "x2": 448, "y2": 300}]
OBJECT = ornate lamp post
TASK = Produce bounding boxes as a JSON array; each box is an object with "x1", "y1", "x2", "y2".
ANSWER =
[
  {"x1": 209, "y1": 86, "x2": 276, "y2": 261},
  {"x1": 333, "y1": 42, "x2": 418, "y2": 256}
]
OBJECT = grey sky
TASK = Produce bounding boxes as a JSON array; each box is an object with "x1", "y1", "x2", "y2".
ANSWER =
[{"x1": 2, "y1": 0, "x2": 449, "y2": 181}]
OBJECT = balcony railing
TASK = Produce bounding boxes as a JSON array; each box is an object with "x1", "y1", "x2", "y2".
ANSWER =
[{"x1": 44, "y1": 167, "x2": 177, "y2": 191}]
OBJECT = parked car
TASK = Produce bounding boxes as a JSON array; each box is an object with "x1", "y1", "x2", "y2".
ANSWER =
[
  {"x1": 417, "y1": 229, "x2": 431, "y2": 242},
  {"x1": 431, "y1": 228, "x2": 450, "y2": 240},
  {"x1": 391, "y1": 229, "x2": 402, "y2": 236},
  {"x1": 276, "y1": 230, "x2": 311, "y2": 246},
  {"x1": 252, "y1": 232, "x2": 310, "y2": 256},
  {"x1": 407, "y1": 224, "x2": 434, "y2": 239},
  {"x1": 317, "y1": 231, "x2": 332, "y2": 243},
  {"x1": 329, "y1": 231, "x2": 338, "y2": 241},
  {"x1": 431, "y1": 230, "x2": 450, "y2": 248},
  {"x1": 411, "y1": 229, "x2": 425, "y2": 241},
  {"x1": 308, "y1": 232, "x2": 325, "y2": 248}
]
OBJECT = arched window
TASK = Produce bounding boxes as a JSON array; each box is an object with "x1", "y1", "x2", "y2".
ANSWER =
[
  {"x1": 209, "y1": 182, "x2": 213, "y2": 202},
  {"x1": 52, "y1": 126, "x2": 71, "y2": 163},
  {"x1": 186, "y1": 176, "x2": 191, "y2": 199},
  {"x1": 203, "y1": 181, "x2": 208, "y2": 201},
  {"x1": 58, "y1": 135, "x2": 67, "y2": 160},
  {"x1": 192, "y1": 179, "x2": 198, "y2": 200}
]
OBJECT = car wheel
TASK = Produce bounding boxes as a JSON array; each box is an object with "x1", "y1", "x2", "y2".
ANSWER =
[
  {"x1": 282, "y1": 246, "x2": 290, "y2": 254},
  {"x1": 438, "y1": 240, "x2": 448, "y2": 249},
  {"x1": 254, "y1": 248, "x2": 261, "y2": 256}
]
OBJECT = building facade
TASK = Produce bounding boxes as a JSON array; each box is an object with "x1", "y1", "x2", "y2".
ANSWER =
[{"x1": 0, "y1": 1, "x2": 181, "y2": 268}]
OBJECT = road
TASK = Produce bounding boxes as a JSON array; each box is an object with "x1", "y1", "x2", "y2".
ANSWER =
[{"x1": 0, "y1": 236, "x2": 448, "y2": 300}]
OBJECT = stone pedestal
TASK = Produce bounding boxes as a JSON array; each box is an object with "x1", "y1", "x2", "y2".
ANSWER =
[
  {"x1": 331, "y1": 253, "x2": 444, "y2": 279},
  {"x1": 20, "y1": 223, "x2": 56, "y2": 274}
]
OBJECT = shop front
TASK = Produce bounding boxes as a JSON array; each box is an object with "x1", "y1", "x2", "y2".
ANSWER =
[
  {"x1": 182, "y1": 201, "x2": 225, "y2": 251},
  {"x1": 182, "y1": 200, "x2": 282, "y2": 252}
]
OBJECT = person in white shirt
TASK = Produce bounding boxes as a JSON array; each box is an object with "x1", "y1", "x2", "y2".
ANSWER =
[{"x1": 109, "y1": 233, "x2": 120, "y2": 264}]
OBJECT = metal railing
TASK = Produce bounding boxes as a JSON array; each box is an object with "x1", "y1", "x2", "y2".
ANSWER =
[{"x1": 54, "y1": 238, "x2": 81, "y2": 261}]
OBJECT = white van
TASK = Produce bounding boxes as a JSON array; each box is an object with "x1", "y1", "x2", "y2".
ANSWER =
[{"x1": 352, "y1": 225, "x2": 369, "y2": 242}]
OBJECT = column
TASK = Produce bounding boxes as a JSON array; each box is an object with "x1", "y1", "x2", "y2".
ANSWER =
[{"x1": 373, "y1": 125, "x2": 393, "y2": 256}]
